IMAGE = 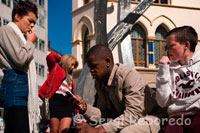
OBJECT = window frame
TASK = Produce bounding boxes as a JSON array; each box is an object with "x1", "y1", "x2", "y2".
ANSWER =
[
  {"x1": 35, "y1": 62, "x2": 38, "y2": 75},
  {"x1": 39, "y1": 0, "x2": 45, "y2": 8},
  {"x1": 2, "y1": 0, "x2": 11, "y2": 7},
  {"x1": 131, "y1": 0, "x2": 168, "y2": 4},
  {"x1": 38, "y1": 14, "x2": 45, "y2": 28},
  {"x1": 154, "y1": 0, "x2": 168, "y2": 4},
  {"x1": 84, "y1": 0, "x2": 89, "y2": 4},
  {"x1": 82, "y1": 27, "x2": 90, "y2": 65},
  {"x1": 154, "y1": 39, "x2": 167, "y2": 66},
  {"x1": 38, "y1": 64, "x2": 44, "y2": 77},
  {"x1": 131, "y1": 24, "x2": 147, "y2": 67},
  {"x1": 131, "y1": 37, "x2": 146, "y2": 67},
  {"x1": 154, "y1": 25, "x2": 168, "y2": 67},
  {"x1": 34, "y1": 38, "x2": 39, "y2": 49},
  {"x1": 39, "y1": 39, "x2": 45, "y2": 52}
]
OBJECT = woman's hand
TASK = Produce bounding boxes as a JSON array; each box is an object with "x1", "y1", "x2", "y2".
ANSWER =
[{"x1": 26, "y1": 29, "x2": 37, "y2": 43}]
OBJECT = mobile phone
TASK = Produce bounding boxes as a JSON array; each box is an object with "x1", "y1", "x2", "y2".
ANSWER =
[
  {"x1": 66, "y1": 90, "x2": 80, "y2": 103},
  {"x1": 66, "y1": 90, "x2": 74, "y2": 97}
]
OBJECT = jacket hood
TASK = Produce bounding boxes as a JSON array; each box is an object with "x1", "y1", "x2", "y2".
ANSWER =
[{"x1": 170, "y1": 51, "x2": 200, "y2": 70}]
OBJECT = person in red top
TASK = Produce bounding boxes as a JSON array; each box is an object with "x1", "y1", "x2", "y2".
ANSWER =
[{"x1": 39, "y1": 53, "x2": 78, "y2": 133}]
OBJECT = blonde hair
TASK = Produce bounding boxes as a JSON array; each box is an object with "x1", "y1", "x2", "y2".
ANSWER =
[{"x1": 60, "y1": 55, "x2": 78, "y2": 86}]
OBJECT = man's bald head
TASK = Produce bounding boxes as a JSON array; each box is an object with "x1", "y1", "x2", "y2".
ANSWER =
[
  {"x1": 86, "y1": 44, "x2": 113, "y2": 62},
  {"x1": 86, "y1": 44, "x2": 114, "y2": 80}
]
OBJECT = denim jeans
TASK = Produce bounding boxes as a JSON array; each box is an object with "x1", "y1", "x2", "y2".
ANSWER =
[{"x1": 0, "y1": 69, "x2": 28, "y2": 108}]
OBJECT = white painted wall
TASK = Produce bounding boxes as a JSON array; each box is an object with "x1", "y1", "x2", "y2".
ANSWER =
[{"x1": 71, "y1": 1, "x2": 200, "y2": 87}]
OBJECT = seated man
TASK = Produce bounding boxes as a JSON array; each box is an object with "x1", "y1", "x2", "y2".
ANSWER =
[
  {"x1": 73, "y1": 44, "x2": 165, "y2": 133},
  {"x1": 156, "y1": 26, "x2": 200, "y2": 133}
]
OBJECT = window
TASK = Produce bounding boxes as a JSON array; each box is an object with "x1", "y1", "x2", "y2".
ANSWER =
[
  {"x1": 34, "y1": 38, "x2": 39, "y2": 49},
  {"x1": 39, "y1": 64, "x2": 44, "y2": 77},
  {"x1": 84, "y1": 0, "x2": 89, "y2": 4},
  {"x1": 39, "y1": 0, "x2": 45, "y2": 8},
  {"x1": 154, "y1": 0, "x2": 168, "y2": 4},
  {"x1": 131, "y1": 24, "x2": 146, "y2": 67},
  {"x1": 35, "y1": 62, "x2": 38, "y2": 75},
  {"x1": 131, "y1": 0, "x2": 141, "y2": 2},
  {"x1": 2, "y1": 0, "x2": 11, "y2": 7},
  {"x1": 39, "y1": 39, "x2": 45, "y2": 51},
  {"x1": 38, "y1": 85, "x2": 41, "y2": 90},
  {"x1": 132, "y1": 0, "x2": 168, "y2": 4},
  {"x1": 2, "y1": 0, "x2": 6, "y2": 4},
  {"x1": 82, "y1": 28, "x2": 90, "y2": 64},
  {"x1": 0, "y1": 18, "x2": 9, "y2": 27},
  {"x1": 3, "y1": 19, "x2": 9, "y2": 25},
  {"x1": 38, "y1": 14, "x2": 45, "y2": 28},
  {"x1": 35, "y1": 62, "x2": 45, "y2": 77},
  {"x1": 154, "y1": 26, "x2": 167, "y2": 67},
  {"x1": 35, "y1": 38, "x2": 45, "y2": 52}
]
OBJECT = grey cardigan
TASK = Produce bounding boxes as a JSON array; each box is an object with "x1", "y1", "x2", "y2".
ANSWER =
[{"x1": 0, "y1": 24, "x2": 35, "y2": 72}]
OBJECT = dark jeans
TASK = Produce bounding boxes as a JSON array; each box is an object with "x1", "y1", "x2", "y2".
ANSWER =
[
  {"x1": 0, "y1": 69, "x2": 28, "y2": 108},
  {"x1": 4, "y1": 106, "x2": 29, "y2": 133},
  {"x1": 0, "y1": 69, "x2": 29, "y2": 133},
  {"x1": 161, "y1": 111, "x2": 200, "y2": 133}
]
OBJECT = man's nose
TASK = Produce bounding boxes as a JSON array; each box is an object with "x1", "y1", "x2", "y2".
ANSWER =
[
  {"x1": 90, "y1": 69, "x2": 94, "y2": 73},
  {"x1": 30, "y1": 23, "x2": 35, "y2": 28}
]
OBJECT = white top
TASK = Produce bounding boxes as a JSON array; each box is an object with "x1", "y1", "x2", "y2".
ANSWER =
[
  {"x1": 56, "y1": 77, "x2": 72, "y2": 96},
  {"x1": 156, "y1": 51, "x2": 200, "y2": 116}
]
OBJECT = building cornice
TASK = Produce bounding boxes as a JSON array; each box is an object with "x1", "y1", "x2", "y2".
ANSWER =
[
  {"x1": 71, "y1": 1, "x2": 94, "y2": 15},
  {"x1": 147, "y1": 36, "x2": 156, "y2": 40},
  {"x1": 71, "y1": 40, "x2": 83, "y2": 45},
  {"x1": 131, "y1": 2, "x2": 200, "y2": 10},
  {"x1": 72, "y1": 1, "x2": 200, "y2": 17},
  {"x1": 136, "y1": 67, "x2": 158, "y2": 72},
  {"x1": 153, "y1": 3, "x2": 200, "y2": 10},
  {"x1": 88, "y1": 34, "x2": 95, "y2": 38}
]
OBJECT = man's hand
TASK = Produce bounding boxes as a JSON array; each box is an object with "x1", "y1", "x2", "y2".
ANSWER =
[
  {"x1": 159, "y1": 56, "x2": 171, "y2": 65},
  {"x1": 75, "y1": 122, "x2": 106, "y2": 133},
  {"x1": 67, "y1": 94, "x2": 84, "y2": 110},
  {"x1": 26, "y1": 29, "x2": 37, "y2": 43}
]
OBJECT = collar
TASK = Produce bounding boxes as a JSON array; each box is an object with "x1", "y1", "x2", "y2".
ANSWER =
[
  {"x1": 7, "y1": 22, "x2": 26, "y2": 44},
  {"x1": 107, "y1": 63, "x2": 119, "y2": 86}
]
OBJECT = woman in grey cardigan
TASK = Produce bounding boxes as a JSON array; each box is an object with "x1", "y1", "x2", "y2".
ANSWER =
[{"x1": 0, "y1": 1, "x2": 38, "y2": 132}]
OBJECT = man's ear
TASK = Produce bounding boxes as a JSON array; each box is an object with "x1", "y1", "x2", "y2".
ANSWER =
[
  {"x1": 185, "y1": 41, "x2": 190, "y2": 50},
  {"x1": 14, "y1": 14, "x2": 21, "y2": 22},
  {"x1": 105, "y1": 57, "x2": 111, "y2": 68}
]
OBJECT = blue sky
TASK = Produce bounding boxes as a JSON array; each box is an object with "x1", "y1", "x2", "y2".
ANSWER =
[{"x1": 48, "y1": 0, "x2": 72, "y2": 55}]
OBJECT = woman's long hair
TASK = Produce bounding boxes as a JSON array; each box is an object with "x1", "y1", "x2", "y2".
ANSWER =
[{"x1": 60, "y1": 55, "x2": 78, "y2": 86}]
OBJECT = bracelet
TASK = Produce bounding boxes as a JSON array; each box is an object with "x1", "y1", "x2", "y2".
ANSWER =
[{"x1": 79, "y1": 102, "x2": 87, "y2": 114}]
